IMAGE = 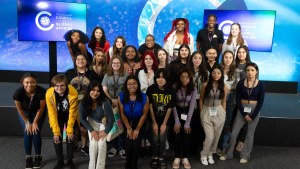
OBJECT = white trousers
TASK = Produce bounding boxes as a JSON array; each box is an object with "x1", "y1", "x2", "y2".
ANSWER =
[{"x1": 87, "y1": 118, "x2": 107, "y2": 169}]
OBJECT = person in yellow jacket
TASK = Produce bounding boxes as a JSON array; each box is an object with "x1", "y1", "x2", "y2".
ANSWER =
[{"x1": 46, "y1": 74, "x2": 78, "y2": 169}]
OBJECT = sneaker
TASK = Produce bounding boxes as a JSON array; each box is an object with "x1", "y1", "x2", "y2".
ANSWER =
[
  {"x1": 172, "y1": 158, "x2": 180, "y2": 169},
  {"x1": 108, "y1": 148, "x2": 117, "y2": 157},
  {"x1": 240, "y1": 158, "x2": 248, "y2": 164},
  {"x1": 159, "y1": 158, "x2": 167, "y2": 169},
  {"x1": 235, "y1": 141, "x2": 244, "y2": 152},
  {"x1": 150, "y1": 157, "x2": 158, "y2": 168},
  {"x1": 182, "y1": 158, "x2": 191, "y2": 169},
  {"x1": 53, "y1": 161, "x2": 64, "y2": 169},
  {"x1": 119, "y1": 149, "x2": 126, "y2": 159},
  {"x1": 219, "y1": 156, "x2": 226, "y2": 161},
  {"x1": 81, "y1": 146, "x2": 89, "y2": 156},
  {"x1": 25, "y1": 157, "x2": 33, "y2": 169},
  {"x1": 165, "y1": 140, "x2": 169, "y2": 150},
  {"x1": 33, "y1": 156, "x2": 42, "y2": 169},
  {"x1": 73, "y1": 143, "x2": 80, "y2": 152},
  {"x1": 201, "y1": 157, "x2": 208, "y2": 166},
  {"x1": 208, "y1": 156, "x2": 215, "y2": 164}
]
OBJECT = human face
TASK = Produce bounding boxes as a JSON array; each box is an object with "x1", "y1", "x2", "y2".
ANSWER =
[
  {"x1": 207, "y1": 16, "x2": 216, "y2": 29},
  {"x1": 76, "y1": 55, "x2": 87, "y2": 68},
  {"x1": 179, "y1": 47, "x2": 189, "y2": 60},
  {"x1": 231, "y1": 24, "x2": 240, "y2": 37},
  {"x1": 94, "y1": 29, "x2": 103, "y2": 40},
  {"x1": 145, "y1": 36, "x2": 154, "y2": 49},
  {"x1": 90, "y1": 86, "x2": 100, "y2": 100},
  {"x1": 71, "y1": 32, "x2": 80, "y2": 44},
  {"x1": 237, "y1": 48, "x2": 247, "y2": 63},
  {"x1": 156, "y1": 73, "x2": 166, "y2": 88},
  {"x1": 115, "y1": 38, "x2": 123, "y2": 49},
  {"x1": 246, "y1": 66, "x2": 258, "y2": 79},
  {"x1": 54, "y1": 82, "x2": 67, "y2": 95},
  {"x1": 157, "y1": 50, "x2": 167, "y2": 63},
  {"x1": 212, "y1": 68, "x2": 222, "y2": 81},
  {"x1": 112, "y1": 58, "x2": 121, "y2": 71},
  {"x1": 180, "y1": 72, "x2": 190, "y2": 86},
  {"x1": 125, "y1": 47, "x2": 136, "y2": 60},
  {"x1": 127, "y1": 79, "x2": 138, "y2": 93},
  {"x1": 176, "y1": 20, "x2": 185, "y2": 32},
  {"x1": 95, "y1": 51, "x2": 105, "y2": 63},
  {"x1": 206, "y1": 49, "x2": 217, "y2": 62},
  {"x1": 223, "y1": 53, "x2": 234, "y2": 66},
  {"x1": 144, "y1": 55, "x2": 153, "y2": 67},
  {"x1": 23, "y1": 77, "x2": 36, "y2": 94},
  {"x1": 192, "y1": 53, "x2": 202, "y2": 67}
]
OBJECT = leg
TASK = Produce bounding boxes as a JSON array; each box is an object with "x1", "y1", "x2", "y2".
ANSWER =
[
  {"x1": 125, "y1": 134, "x2": 132, "y2": 169},
  {"x1": 96, "y1": 123, "x2": 107, "y2": 169}
]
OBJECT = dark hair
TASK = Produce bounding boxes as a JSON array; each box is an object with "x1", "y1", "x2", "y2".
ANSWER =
[
  {"x1": 155, "y1": 48, "x2": 169, "y2": 67},
  {"x1": 20, "y1": 72, "x2": 37, "y2": 84},
  {"x1": 164, "y1": 18, "x2": 191, "y2": 45},
  {"x1": 64, "y1": 29, "x2": 89, "y2": 44},
  {"x1": 112, "y1": 36, "x2": 126, "y2": 57},
  {"x1": 204, "y1": 14, "x2": 219, "y2": 29},
  {"x1": 246, "y1": 62, "x2": 259, "y2": 78},
  {"x1": 226, "y1": 23, "x2": 245, "y2": 46},
  {"x1": 141, "y1": 51, "x2": 158, "y2": 72},
  {"x1": 235, "y1": 45, "x2": 251, "y2": 66},
  {"x1": 188, "y1": 51, "x2": 208, "y2": 82},
  {"x1": 123, "y1": 75, "x2": 143, "y2": 103},
  {"x1": 145, "y1": 34, "x2": 155, "y2": 41},
  {"x1": 175, "y1": 68, "x2": 195, "y2": 95},
  {"x1": 90, "y1": 26, "x2": 107, "y2": 48},
  {"x1": 121, "y1": 45, "x2": 139, "y2": 63},
  {"x1": 92, "y1": 49, "x2": 107, "y2": 75},
  {"x1": 204, "y1": 66, "x2": 225, "y2": 99},
  {"x1": 177, "y1": 44, "x2": 191, "y2": 62},
  {"x1": 81, "y1": 81, "x2": 108, "y2": 115},
  {"x1": 154, "y1": 68, "x2": 170, "y2": 88},
  {"x1": 221, "y1": 50, "x2": 235, "y2": 81}
]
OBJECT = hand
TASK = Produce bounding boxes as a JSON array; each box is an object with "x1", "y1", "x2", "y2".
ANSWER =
[
  {"x1": 67, "y1": 134, "x2": 75, "y2": 143},
  {"x1": 127, "y1": 128, "x2": 133, "y2": 140},
  {"x1": 91, "y1": 130, "x2": 99, "y2": 141},
  {"x1": 132, "y1": 129, "x2": 139, "y2": 140},
  {"x1": 184, "y1": 127, "x2": 191, "y2": 134},
  {"x1": 160, "y1": 124, "x2": 167, "y2": 135},
  {"x1": 53, "y1": 135, "x2": 61, "y2": 144},
  {"x1": 25, "y1": 122, "x2": 32, "y2": 135},
  {"x1": 112, "y1": 99, "x2": 118, "y2": 108},
  {"x1": 152, "y1": 123, "x2": 158, "y2": 136},
  {"x1": 244, "y1": 115, "x2": 252, "y2": 122},
  {"x1": 99, "y1": 131, "x2": 107, "y2": 140},
  {"x1": 32, "y1": 122, "x2": 39, "y2": 135},
  {"x1": 173, "y1": 124, "x2": 181, "y2": 134}
]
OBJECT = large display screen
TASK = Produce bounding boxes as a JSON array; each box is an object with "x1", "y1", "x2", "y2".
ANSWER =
[
  {"x1": 203, "y1": 10, "x2": 276, "y2": 52},
  {"x1": 18, "y1": 1, "x2": 86, "y2": 41}
]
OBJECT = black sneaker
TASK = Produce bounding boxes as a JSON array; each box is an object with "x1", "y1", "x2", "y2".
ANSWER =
[
  {"x1": 66, "y1": 160, "x2": 75, "y2": 169},
  {"x1": 33, "y1": 156, "x2": 42, "y2": 169},
  {"x1": 25, "y1": 157, "x2": 33, "y2": 169},
  {"x1": 81, "y1": 146, "x2": 89, "y2": 156},
  {"x1": 53, "y1": 161, "x2": 64, "y2": 169}
]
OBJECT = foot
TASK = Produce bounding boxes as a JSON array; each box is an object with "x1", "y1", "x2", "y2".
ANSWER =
[
  {"x1": 25, "y1": 157, "x2": 33, "y2": 169},
  {"x1": 150, "y1": 157, "x2": 158, "y2": 168},
  {"x1": 208, "y1": 156, "x2": 215, "y2": 164},
  {"x1": 33, "y1": 156, "x2": 42, "y2": 169},
  {"x1": 119, "y1": 149, "x2": 126, "y2": 159},
  {"x1": 182, "y1": 158, "x2": 191, "y2": 169},
  {"x1": 240, "y1": 158, "x2": 248, "y2": 164},
  {"x1": 81, "y1": 146, "x2": 89, "y2": 156},
  {"x1": 201, "y1": 157, "x2": 208, "y2": 166},
  {"x1": 219, "y1": 156, "x2": 226, "y2": 161},
  {"x1": 53, "y1": 161, "x2": 64, "y2": 169},
  {"x1": 159, "y1": 158, "x2": 167, "y2": 169},
  {"x1": 107, "y1": 148, "x2": 117, "y2": 157},
  {"x1": 172, "y1": 158, "x2": 180, "y2": 169}
]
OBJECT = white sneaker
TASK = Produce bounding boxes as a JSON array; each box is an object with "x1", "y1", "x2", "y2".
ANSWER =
[
  {"x1": 240, "y1": 158, "x2": 248, "y2": 164},
  {"x1": 208, "y1": 156, "x2": 215, "y2": 164},
  {"x1": 172, "y1": 158, "x2": 180, "y2": 169},
  {"x1": 219, "y1": 156, "x2": 226, "y2": 161},
  {"x1": 107, "y1": 148, "x2": 117, "y2": 157},
  {"x1": 201, "y1": 157, "x2": 208, "y2": 165},
  {"x1": 119, "y1": 149, "x2": 126, "y2": 159},
  {"x1": 182, "y1": 158, "x2": 191, "y2": 169}
]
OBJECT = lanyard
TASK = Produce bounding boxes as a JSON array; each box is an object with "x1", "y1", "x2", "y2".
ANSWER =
[
  {"x1": 77, "y1": 70, "x2": 86, "y2": 91},
  {"x1": 130, "y1": 100, "x2": 136, "y2": 118},
  {"x1": 246, "y1": 79, "x2": 256, "y2": 104},
  {"x1": 181, "y1": 88, "x2": 188, "y2": 108},
  {"x1": 112, "y1": 74, "x2": 119, "y2": 98},
  {"x1": 212, "y1": 89, "x2": 218, "y2": 107},
  {"x1": 208, "y1": 31, "x2": 214, "y2": 44}
]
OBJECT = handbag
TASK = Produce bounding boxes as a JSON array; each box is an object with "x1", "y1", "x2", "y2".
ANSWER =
[{"x1": 107, "y1": 107, "x2": 124, "y2": 142}]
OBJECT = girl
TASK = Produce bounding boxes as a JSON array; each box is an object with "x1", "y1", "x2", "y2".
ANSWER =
[
  {"x1": 222, "y1": 23, "x2": 248, "y2": 58},
  {"x1": 156, "y1": 48, "x2": 169, "y2": 68},
  {"x1": 172, "y1": 68, "x2": 197, "y2": 169},
  {"x1": 138, "y1": 34, "x2": 162, "y2": 59},
  {"x1": 13, "y1": 73, "x2": 46, "y2": 169},
  {"x1": 122, "y1": 45, "x2": 141, "y2": 75},
  {"x1": 88, "y1": 26, "x2": 110, "y2": 55},
  {"x1": 236, "y1": 45, "x2": 251, "y2": 80},
  {"x1": 199, "y1": 66, "x2": 227, "y2": 165},
  {"x1": 206, "y1": 47, "x2": 219, "y2": 73},
  {"x1": 220, "y1": 62, "x2": 265, "y2": 164},
  {"x1": 107, "y1": 36, "x2": 126, "y2": 62},
  {"x1": 118, "y1": 75, "x2": 149, "y2": 169},
  {"x1": 164, "y1": 18, "x2": 194, "y2": 62},
  {"x1": 146, "y1": 68, "x2": 176, "y2": 169},
  {"x1": 79, "y1": 81, "x2": 114, "y2": 169},
  {"x1": 90, "y1": 49, "x2": 107, "y2": 83}
]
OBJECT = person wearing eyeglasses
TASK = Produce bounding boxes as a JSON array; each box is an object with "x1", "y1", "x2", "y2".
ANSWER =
[{"x1": 138, "y1": 34, "x2": 162, "y2": 59}]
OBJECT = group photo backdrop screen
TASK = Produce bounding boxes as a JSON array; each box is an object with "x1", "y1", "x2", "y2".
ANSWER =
[{"x1": 0, "y1": 0, "x2": 300, "y2": 90}]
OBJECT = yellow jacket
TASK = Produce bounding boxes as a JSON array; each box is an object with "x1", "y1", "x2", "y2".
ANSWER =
[{"x1": 46, "y1": 85, "x2": 78, "y2": 136}]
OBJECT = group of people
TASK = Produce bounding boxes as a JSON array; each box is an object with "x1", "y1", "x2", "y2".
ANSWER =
[{"x1": 14, "y1": 14, "x2": 265, "y2": 169}]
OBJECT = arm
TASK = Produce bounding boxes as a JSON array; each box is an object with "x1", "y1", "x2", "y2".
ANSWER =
[
  {"x1": 46, "y1": 90, "x2": 61, "y2": 136},
  {"x1": 67, "y1": 41, "x2": 75, "y2": 61},
  {"x1": 79, "y1": 102, "x2": 94, "y2": 132},
  {"x1": 218, "y1": 31, "x2": 224, "y2": 52},
  {"x1": 197, "y1": 42, "x2": 201, "y2": 51},
  {"x1": 222, "y1": 86, "x2": 228, "y2": 110},
  {"x1": 199, "y1": 82, "x2": 207, "y2": 112},
  {"x1": 184, "y1": 88, "x2": 197, "y2": 129},
  {"x1": 66, "y1": 87, "x2": 78, "y2": 136},
  {"x1": 118, "y1": 96, "x2": 133, "y2": 139},
  {"x1": 78, "y1": 42, "x2": 88, "y2": 57},
  {"x1": 103, "y1": 100, "x2": 115, "y2": 134},
  {"x1": 236, "y1": 80, "x2": 247, "y2": 117},
  {"x1": 32, "y1": 100, "x2": 46, "y2": 134},
  {"x1": 15, "y1": 101, "x2": 32, "y2": 134},
  {"x1": 134, "y1": 96, "x2": 149, "y2": 131},
  {"x1": 149, "y1": 104, "x2": 158, "y2": 136},
  {"x1": 160, "y1": 107, "x2": 172, "y2": 135},
  {"x1": 189, "y1": 34, "x2": 195, "y2": 53},
  {"x1": 250, "y1": 81, "x2": 265, "y2": 120}
]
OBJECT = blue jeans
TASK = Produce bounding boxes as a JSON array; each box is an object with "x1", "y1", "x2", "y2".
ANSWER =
[{"x1": 18, "y1": 110, "x2": 46, "y2": 156}]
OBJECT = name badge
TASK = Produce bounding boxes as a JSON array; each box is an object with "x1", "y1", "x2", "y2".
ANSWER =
[
  {"x1": 209, "y1": 107, "x2": 217, "y2": 116},
  {"x1": 181, "y1": 114, "x2": 187, "y2": 121},
  {"x1": 244, "y1": 107, "x2": 252, "y2": 113}
]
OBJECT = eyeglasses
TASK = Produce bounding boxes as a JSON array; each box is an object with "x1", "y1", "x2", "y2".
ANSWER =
[{"x1": 112, "y1": 62, "x2": 120, "y2": 65}]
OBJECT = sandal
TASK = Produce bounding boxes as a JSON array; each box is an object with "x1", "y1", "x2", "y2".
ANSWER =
[
  {"x1": 159, "y1": 158, "x2": 167, "y2": 169},
  {"x1": 151, "y1": 157, "x2": 158, "y2": 168}
]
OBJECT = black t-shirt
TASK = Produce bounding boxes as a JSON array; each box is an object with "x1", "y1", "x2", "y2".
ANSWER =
[
  {"x1": 13, "y1": 85, "x2": 46, "y2": 113},
  {"x1": 138, "y1": 43, "x2": 162, "y2": 57},
  {"x1": 55, "y1": 89, "x2": 70, "y2": 122},
  {"x1": 196, "y1": 28, "x2": 224, "y2": 59},
  {"x1": 146, "y1": 84, "x2": 176, "y2": 125}
]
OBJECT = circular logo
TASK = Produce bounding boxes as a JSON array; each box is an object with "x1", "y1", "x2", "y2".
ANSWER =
[
  {"x1": 219, "y1": 20, "x2": 234, "y2": 39},
  {"x1": 40, "y1": 16, "x2": 50, "y2": 26},
  {"x1": 35, "y1": 11, "x2": 54, "y2": 31}
]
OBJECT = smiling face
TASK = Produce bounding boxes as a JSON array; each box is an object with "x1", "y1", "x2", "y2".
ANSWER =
[
  {"x1": 23, "y1": 77, "x2": 37, "y2": 94},
  {"x1": 206, "y1": 48, "x2": 217, "y2": 62},
  {"x1": 94, "y1": 51, "x2": 105, "y2": 63},
  {"x1": 157, "y1": 50, "x2": 167, "y2": 63},
  {"x1": 145, "y1": 36, "x2": 154, "y2": 49},
  {"x1": 179, "y1": 47, "x2": 189, "y2": 60},
  {"x1": 90, "y1": 86, "x2": 100, "y2": 100},
  {"x1": 231, "y1": 24, "x2": 240, "y2": 37},
  {"x1": 127, "y1": 79, "x2": 138, "y2": 93},
  {"x1": 212, "y1": 68, "x2": 222, "y2": 81},
  {"x1": 94, "y1": 28, "x2": 103, "y2": 40},
  {"x1": 207, "y1": 15, "x2": 216, "y2": 29},
  {"x1": 223, "y1": 52, "x2": 234, "y2": 66},
  {"x1": 125, "y1": 47, "x2": 136, "y2": 60},
  {"x1": 115, "y1": 38, "x2": 123, "y2": 49},
  {"x1": 54, "y1": 82, "x2": 67, "y2": 95},
  {"x1": 156, "y1": 72, "x2": 166, "y2": 88},
  {"x1": 112, "y1": 58, "x2": 121, "y2": 71},
  {"x1": 237, "y1": 48, "x2": 247, "y2": 63},
  {"x1": 192, "y1": 53, "x2": 202, "y2": 67},
  {"x1": 176, "y1": 20, "x2": 185, "y2": 32},
  {"x1": 71, "y1": 32, "x2": 80, "y2": 44},
  {"x1": 76, "y1": 55, "x2": 87, "y2": 68}
]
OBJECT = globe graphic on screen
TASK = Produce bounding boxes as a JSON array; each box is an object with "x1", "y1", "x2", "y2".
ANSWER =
[{"x1": 40, "y1": 16, "x2": 50, "y2": 26}]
